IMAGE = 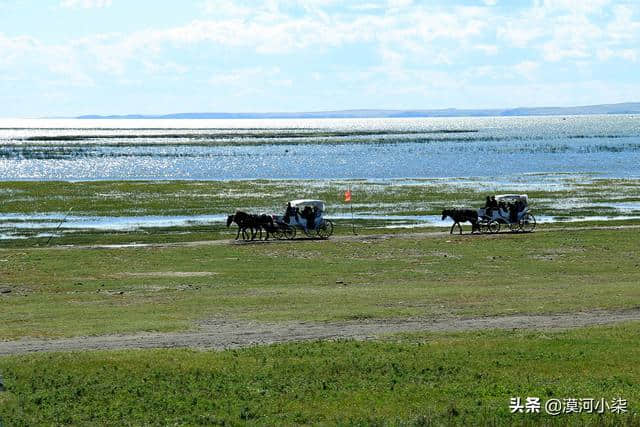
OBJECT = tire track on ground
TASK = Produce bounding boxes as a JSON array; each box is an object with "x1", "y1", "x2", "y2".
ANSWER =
[{"x1": 2, "y1": 308, "x2": 640, "y2": 356}]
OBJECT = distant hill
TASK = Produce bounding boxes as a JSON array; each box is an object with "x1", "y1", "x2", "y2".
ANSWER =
[{"x1": 77, "y1": 102, "x2": 640, "y2": 119}]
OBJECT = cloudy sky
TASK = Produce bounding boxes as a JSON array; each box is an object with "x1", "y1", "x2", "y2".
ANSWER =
[{"x1": 1, "y1": 0, "x2": 639, "y2": 116}]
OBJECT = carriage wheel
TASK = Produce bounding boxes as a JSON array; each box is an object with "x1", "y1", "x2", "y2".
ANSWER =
[
  {"x1": 303, "y1": 226, "x2": 315, "y2": 238},
  {"x1": 488, "y1": 220, "x2": 501, "y2": 234},
  {"x1": 316, "y1": 220, "x2": 334, "y2": 239},
  {"x1": 519, "y1": 213, "x2": 536, "y2": 232},
  {"x1": 324, "y1": 220, "x2": 334, "y2": 237},
  {"x1": 478, "y1": 221, "x2": 489, "y2": 234},
  {"x1": 283, "y1": 226, "x2": 296, "y2": 240}
]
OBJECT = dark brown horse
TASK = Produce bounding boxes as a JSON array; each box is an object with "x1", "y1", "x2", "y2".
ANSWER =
[
  {"x1": 442, "y1": 209, "x2": 480, "y2": 234},
  {"x1": 227, "y1": 211, "x2": 255, "y2": 240},
  {"x1": 227, "y1": 211, "x2": 277, "y2": 240},
  {"x1": 253, "y1": 214, "x2": 277, "y2": 240}
]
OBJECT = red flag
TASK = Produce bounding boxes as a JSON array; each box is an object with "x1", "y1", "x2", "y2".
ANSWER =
[{"x1": 344, "y1": 189, "x2": 352, "y2": 202}]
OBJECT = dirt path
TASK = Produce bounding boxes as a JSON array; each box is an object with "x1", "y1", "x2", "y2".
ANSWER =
[
  {"x1": 25, "y1": 223, "x2": 640, "y2": 251},
  {"x1": 2, "y1": 308, "x2": 640, "y2": 356}
]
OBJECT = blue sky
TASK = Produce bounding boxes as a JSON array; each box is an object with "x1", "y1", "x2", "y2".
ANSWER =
[{"x1": 1, "y1": 0, "x2": 639, "y2": 116}]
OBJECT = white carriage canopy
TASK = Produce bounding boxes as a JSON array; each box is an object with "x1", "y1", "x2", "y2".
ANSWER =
[
  {"x1": 289, "y1": 199, "x2": 326, "y2": 212},
  {"x1": 495, "y1": 194, "x2": 528, "y2": 206}
]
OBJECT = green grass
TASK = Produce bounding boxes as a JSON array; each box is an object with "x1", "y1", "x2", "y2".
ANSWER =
[
  {"x1": 2, "y1": 178, "x2": 640, "y2": 247},
  {"x1": 1, "y1": 178, "x2": 640, "y2": 217},
  {"x1": 1, "y1": 217, "x2": 639, "y2": 250},
  {"x1": 2, "y1": 178, "x2": 640, "y2": 425},
  {"x1": 1, "y1": 324, "x2": 639, "y2": 425},
  {"x1": 1, "y1": 228, "x2": 639, "y2": 340}
]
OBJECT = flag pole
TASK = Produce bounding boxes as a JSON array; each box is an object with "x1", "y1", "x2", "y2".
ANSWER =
[{"x1": 350, "y1": 185, "x2": 356, "y2": 235}]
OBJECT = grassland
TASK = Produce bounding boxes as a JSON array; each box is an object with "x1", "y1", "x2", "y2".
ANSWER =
[
  {"x1": 1, "y1": 228, "x2": 639, "y2": 340},
  {"x1": 2, "y1": 179, "x2": 640, "y2": 425},
  {"x1": 1, "y1": 177, "x2": 640, "y2": 218},
  {"x1": 1, "y1": 177, "x2": 640, "y2": 247},
  {"x1": 1, "y1": 324, "x2": 639, "y2": 425}
]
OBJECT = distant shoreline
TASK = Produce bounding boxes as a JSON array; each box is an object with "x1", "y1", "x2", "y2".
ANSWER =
[{"x1": 76, "y1": 102, "x2": 640, "y2": 119}]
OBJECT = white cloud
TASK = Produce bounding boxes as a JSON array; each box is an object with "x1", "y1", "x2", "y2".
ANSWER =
[
  {"x1": 200, "y1": 0, "x2": 252, "y2": 17},
  {"x1": 104, "y1": 2, "x2": 494, "y2": 59},
  {"x1": 496, "y1": 0, "x2": 640, "y2": 68},
  {"x1": 513, "y1": 60, "x2": 539, "y2": 80},
  {"x1": 142, "y1": 61, "x2": 189, "y2": 75},
  {"x1": 475, "y1": 44, "x2": 498, "y2": 55},
  {"x1": 209, "y1": 67, "x2": 292, "y2": 93},
  {"x1": 533, "y1": 0, "x2": 612, "y2": 15},
  {"x1": 48, "y1": 59, "x2": 94, "y2": 86},
  {"x1": 497, "y1": 21, "x2": 544, "y2": 48},
  {"x1": 387, "y1": 0, "x2": 413, "y2": 9},
  {"x1": 60, "y1": 0, "x2": 112, "y2": 8},
  {"x1": 597, "y1": 47, "x2": 638, "y2": 62},
  {"x1": 3, "y1": 0, "x2": 640, "y2": 107},
  {"x1": 462, "y1": 61, "x2": 540, "y2": 83},
  {"x1": 0, "y1": 34, "x2": 39, "y2": 65},
  {"x1": 348, "y1": 3, "x2": 383, "y2": 11}
]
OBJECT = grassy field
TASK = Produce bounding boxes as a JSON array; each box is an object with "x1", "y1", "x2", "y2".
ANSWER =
[
  {"x1": 2, "y1": 216, "x2": 640, "y2": 250},
  {"x1": 1, "y1": 177, "x2": 640, "y2": 218},
  {"x1": 1, "y1": 324, "x2": 639, "y2": 425},
  {"x1": 2, "y1": 179, "x2": 640, "y2": 425},
  {"x1": 1, "y1": 177, "x2": 640, "y2": 249},
  {"x1": 0, "y1": 227, "x2": 639, "y2": 340}
]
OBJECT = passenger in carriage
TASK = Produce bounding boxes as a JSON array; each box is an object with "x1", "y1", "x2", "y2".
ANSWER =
[
  {"x1": 484, "y1": 195, "x2": 498, "y2": 218},
  {"x1": 489, "y1": 196, "x2": 498, "y2": 209},
  {"x1": 509, "y1": 202, "x2": 519, "y2": 222},
  {"x1": 301, "y1": 205, "x2": 314, "y2": 231},
  {"x1": 484, "y1": 196, "x2": 491, "y2": 208},
  {"x1": 513, "y1": 199, "x2": 526, "y2": 220},
  {"x1": 284, "y1": 202, "x2": 295, "y2": 224},
  {"x1": 312, "y1": 206, "x2": 320, "y2": 229},
  {"x1": 483, "y1": 196, "x2": 491, "y2": 218}
]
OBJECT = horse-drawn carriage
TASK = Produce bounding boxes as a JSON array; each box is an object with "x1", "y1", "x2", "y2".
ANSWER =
[
  {"x1": 442, "y1": 194, "x2": 536, "y2": 234},
  {"x1": 273, "y1": 199, "x2": 334, "y2": 240},
  {"x1": 477, "y1": 194, "x2": 536, "y2": 233},
  {"x1": 227, "y1": 199, "x2": 334, "y2": 241}
]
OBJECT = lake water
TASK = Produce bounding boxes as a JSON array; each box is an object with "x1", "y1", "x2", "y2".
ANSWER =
[
  {"x1": 1, "y1": 115, "x2": 640, "y2": 181},
  {"x1": 4, "y1": 211, "x2": 640, "y2": 241},
  {"x1": 2, "y1": 115, "x2": 639, "y2": 238}
]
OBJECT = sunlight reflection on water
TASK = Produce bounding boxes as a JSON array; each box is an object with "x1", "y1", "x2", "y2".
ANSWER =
[{"x1": 0, "y1": 116, "x2": 639, "y2": 180}]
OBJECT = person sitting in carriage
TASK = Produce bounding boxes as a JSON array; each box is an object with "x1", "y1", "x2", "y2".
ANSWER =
[
  {"x1": 509, "y1": 199, "x2": 526, "y2": 222},
  {"x1": 284, "y1": 202, "x2": 295, "y2": 224},
  {"x1": 301, "y1": 205, "x2": 314, "y2": 231},
  {"x1": 489, "y1": 196, "x2": 498, "y2": 209},
  {"x1": 484, "y1": 196, "x2": 491, "y2": 209},
  {"x1": 484, "y1": 195, "x2": 499, "y2": 218},
  {"x1": 509, "y1": 202, "x2": 519, "y2": 222}
]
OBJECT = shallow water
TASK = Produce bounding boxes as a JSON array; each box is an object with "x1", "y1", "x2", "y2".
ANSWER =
[
  {"x1": 2, "y1": 209, "x2": 639, "y2": 240},
  {"x1": 0, "y1": 213, "x2": 228, "y2": 231},
  {"x1": 1, "y1": 116, "x2": 640, "y2": 180}
]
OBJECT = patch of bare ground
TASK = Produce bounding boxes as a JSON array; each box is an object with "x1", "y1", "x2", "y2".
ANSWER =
[
  {"x1": 112, "y1": 271, "x2": 217, "y2": 278},
  {"x1": 2, "y1": 308, "x2": 640, "y2": 356},
  {"x1": 14, "y1": 223, "x2": 638, "y2": 251}
]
